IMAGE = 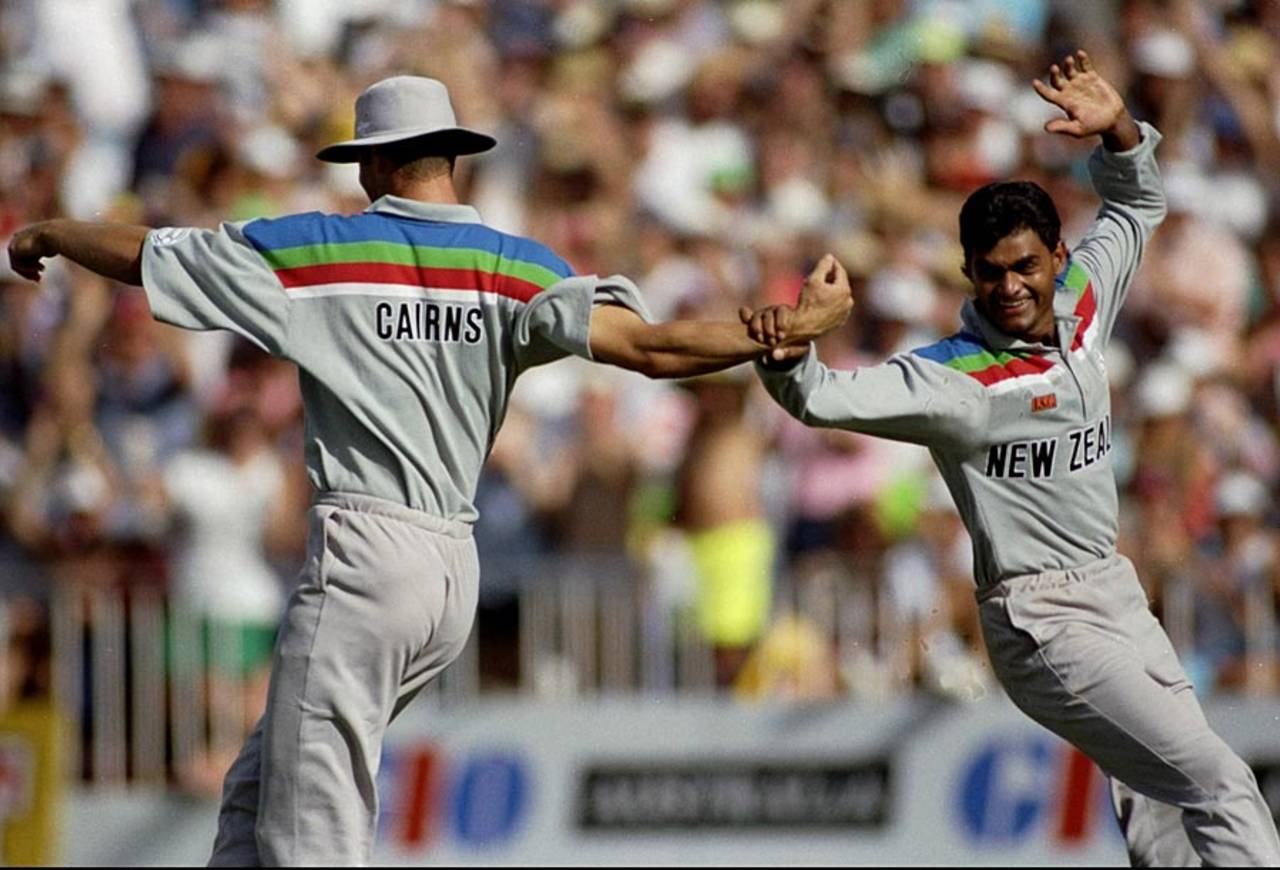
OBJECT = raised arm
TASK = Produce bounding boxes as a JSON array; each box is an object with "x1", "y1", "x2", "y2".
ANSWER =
[
  {"x1": 8, "y1": 219, "x2": 150, "y2": 285},
  {"x1": 1032, "y1": 50, "x2": 1167, "y2": 343},
  {"x1": 588, "y1": 254, "x2": 852, "y2": 379}
]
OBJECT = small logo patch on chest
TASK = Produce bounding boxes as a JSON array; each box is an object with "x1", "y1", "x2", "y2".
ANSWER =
[{"x1": 1031, "y1": 393, "x2": 1057, "y2": 413}]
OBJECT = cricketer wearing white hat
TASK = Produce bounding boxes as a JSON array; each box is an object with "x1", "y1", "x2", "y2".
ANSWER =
[
  {"x1": 7, "y1": 73, "x2": 853, "y2": 865},
  {"x1": 315, "y1": 75, "x2": 496, "y2": 162}
]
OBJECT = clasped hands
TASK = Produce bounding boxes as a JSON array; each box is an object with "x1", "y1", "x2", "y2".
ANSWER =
[{"x1": 738, "y1": 253, "x2": 853, "y2": 362}]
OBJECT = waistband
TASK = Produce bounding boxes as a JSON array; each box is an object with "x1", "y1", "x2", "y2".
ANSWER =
[
  {"x1": 975, "y1": 552, "x2": 1126, "y2": 604},
  {"x1": 315, "y1": 491, "x2": 474, "y2": 539}
]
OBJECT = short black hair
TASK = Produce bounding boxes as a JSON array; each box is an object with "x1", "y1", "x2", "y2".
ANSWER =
[{"x1": 959, "y1": 181, "x2": 1061, "y2": 265}]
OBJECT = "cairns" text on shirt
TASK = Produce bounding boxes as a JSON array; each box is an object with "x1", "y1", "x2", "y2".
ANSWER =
[{"x1": 374, "y1": 301, "x2": 484, "y2": 345}]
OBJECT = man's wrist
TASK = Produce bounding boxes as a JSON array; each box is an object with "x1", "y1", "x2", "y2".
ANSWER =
[
  {"x1": 789, "y1": 310, "x2": 825, "y2": 343},
  {"x1": 1101, "y1": 112, "x2": 1142, "y2": 152},
  {"x1": 34, "y1": 220, "x2": 64, "y2": 257}
]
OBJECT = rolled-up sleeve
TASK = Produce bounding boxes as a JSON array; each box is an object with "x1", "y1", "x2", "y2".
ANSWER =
[
  {"x1": 512, "y1": 273, "x2": 653, "y2": 371},
  {"x1": 141, "y1": 221, "x2": 291, "y2": 357}
]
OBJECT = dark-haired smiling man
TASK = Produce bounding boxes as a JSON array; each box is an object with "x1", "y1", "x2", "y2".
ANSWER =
[{"x1": 746, "y1": 51, "x2": 1280, "y2": 867}]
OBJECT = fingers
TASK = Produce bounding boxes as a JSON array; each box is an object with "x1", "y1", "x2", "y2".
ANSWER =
[
  {"x1": 755, "y1": 308, "x2": 776, "y2": 345},
  {"x1": 770, "y1": 344, "x2": 809, "y2": 362},
  {"x1": 1038, "y1": 51, "x2": 1095, "y2": 96},
  {"x1": 5, "y1": 248, "x2": 41, "y2": 283},
  {"x1": 747, "y1": 305, "x2": 787, "y2": 346},
  {"x1": 764, "y1": 306, "x2": 791, "y2": 344},
  {"x1": 9, "y1": 261, "x2": 42, "y2": 282},
  {"x1": 6, "y1": 228, "x2": 47, "y2": 283},
  {"x1": 738, "y1": 306, "x2": 752, "y2": 325},
  {"x1": 1044, "y1": 117, "x2": 1084, "y2": 137},
  {"x1": 806, "y1": 252, "x2": 849, "y2": 287},
  {"x1": 808, "y1": 252, "x2": 836, "y2": 283},
  {"x1": 829, "y1": 256, "x2": 849, "y2": 289},
  {"x1": 1031, "y1": 77, "x2": 1062, "y2": 106}
]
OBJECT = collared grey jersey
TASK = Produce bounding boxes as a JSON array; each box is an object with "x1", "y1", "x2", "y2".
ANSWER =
[
  {"x1": 758, "y1": 123, "x2": 1167, "y2": 587},
  {"x1": 141, "y1": 196, "x2": 650, "y2": 523}
]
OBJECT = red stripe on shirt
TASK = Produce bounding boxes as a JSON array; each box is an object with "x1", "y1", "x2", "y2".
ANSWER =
[
  {"x1": 966, "y1": 353, "x2": 1056, "y2": 386},
  {"x1": 273, "y1": 262, "x2": 544, "y2": 303},
  {"x1": 1070, "y1": 284, "x2": 1097, "y2": 351}
]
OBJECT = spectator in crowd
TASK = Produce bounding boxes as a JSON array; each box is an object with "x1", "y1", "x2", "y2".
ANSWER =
[
  {"x1": 150, "y1": 401, "x2": 297, "y2": 796},
  {"x1": 675, "y1": 370, "x2": 773, "y2": 687},
  {"x1": 1192, "y1": 471, "x2": 1279, "y2": 694},
  {"x1": 881, "y1": 474, "x2": 990, "y2": 701}
]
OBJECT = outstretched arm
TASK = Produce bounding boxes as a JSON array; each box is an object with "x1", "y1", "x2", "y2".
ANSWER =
[
  {"x1": 755, "y1": 349, "x2": 988, "y2": 449},
  {"x1": 8, "y1": 219, "x2": 150, "y2": 285},
  {"x1": 589, "y1": 307, "x2": 785, "y2": 378},
  {"x1": 589, "y1": 254, "x2": 852, "y2": 379}
]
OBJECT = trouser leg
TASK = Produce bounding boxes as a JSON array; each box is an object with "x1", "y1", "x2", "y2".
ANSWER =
[
  {"x1": 1110, "y1": 778, "x2": 1200, "y2": 868},
  {"x1": 208, "y1": 718, "x2": 266, "y2": 867},
  {"x1": 981, "y1": 560, "x2": 1280, "y2": 867},
  {"x1": 217, "y1": 504, "x2": 477, "y2": 866}
]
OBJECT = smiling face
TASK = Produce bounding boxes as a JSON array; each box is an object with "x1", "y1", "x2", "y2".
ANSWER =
[{"x1": 964, "y1": 228, "x2": 1067, "y2": 343}]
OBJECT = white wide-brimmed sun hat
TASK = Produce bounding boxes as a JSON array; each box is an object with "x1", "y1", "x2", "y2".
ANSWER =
[{"x1": 316, "y1": 76, "x2": 496, "y2": 163}]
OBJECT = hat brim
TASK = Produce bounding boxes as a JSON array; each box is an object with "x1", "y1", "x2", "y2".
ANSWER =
[{"x1": 316, "y1": 127, "x2": 497, "y2": 163}]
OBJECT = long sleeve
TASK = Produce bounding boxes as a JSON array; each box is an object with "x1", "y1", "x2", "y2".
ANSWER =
[
  {"x1": 1071, "y1": 121, "x2": 1168, "y2": 345},
  {"x1": 755, "y1": 347, "x2": 988, "y2": 450}
]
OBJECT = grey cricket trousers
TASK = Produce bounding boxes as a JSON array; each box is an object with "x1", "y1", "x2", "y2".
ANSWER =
[
  {"x1": 979, "y1": 553, "x2": 1280, "y2": 867},
  {"x1": 208, "y1": 493, "x2": 479, "y2": 867}
]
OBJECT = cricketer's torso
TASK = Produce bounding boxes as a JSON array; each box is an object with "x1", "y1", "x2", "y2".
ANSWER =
[{"x1": 922, "y1": 272, "x2": 1120, "y2": 587}]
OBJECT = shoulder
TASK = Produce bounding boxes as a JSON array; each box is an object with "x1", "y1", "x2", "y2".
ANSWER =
[
  {"x1": 910, "y1": 331, "x2": 992, "y2": 377},
  {"x1": 904, "y1": 333, "x2": 993, "y2": 442},
  {"x1": 905, "y1": 332, "x2": 1004, "y2": 402},
  {"x1": 239, "y1": 211, "x2": 336, "y2": 252},
  {"x1": 1055, "y1": 257, "x2": 1093, "y2": 298},
  {"x1": 482, "y1": 228, "x2": 575, "y2": 279}
]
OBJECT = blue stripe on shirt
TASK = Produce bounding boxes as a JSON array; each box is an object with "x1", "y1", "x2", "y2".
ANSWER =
[
  {"x1": 241, "y1": 212, "x2": 575, "y2": 278},
  {"x1": 913, "y1": 332, "x2": 989, "y2": 364}
]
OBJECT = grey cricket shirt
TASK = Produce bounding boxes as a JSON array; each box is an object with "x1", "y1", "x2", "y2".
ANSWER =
[
  {"x1": 141, "y1": 196, "x2": 650, "y2": 523},
  {"x1": 758, "y1": 123, "x2": 1168, "y2": 587}
]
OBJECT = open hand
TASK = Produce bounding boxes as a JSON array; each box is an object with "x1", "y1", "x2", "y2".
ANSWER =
[
  {"x1": 1032, "y1": 50, "x2": 1132, "y2": 141},
  {"x1": 7, "y1": 223, "x2": 52, "y2": 282}
]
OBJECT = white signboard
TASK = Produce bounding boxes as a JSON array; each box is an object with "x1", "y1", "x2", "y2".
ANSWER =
[{"x1": 63, "y1": 696, "x2": 1280, "y2": 866}]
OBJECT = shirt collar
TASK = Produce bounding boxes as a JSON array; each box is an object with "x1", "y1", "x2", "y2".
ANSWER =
[{"x1": 365, "y1": 195, "x2": 483, "y2": 224}]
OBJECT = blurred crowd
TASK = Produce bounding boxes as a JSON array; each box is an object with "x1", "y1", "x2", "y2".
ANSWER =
[{"x1": 2, "y1": 0, "x2": 1280, "y2": 742}]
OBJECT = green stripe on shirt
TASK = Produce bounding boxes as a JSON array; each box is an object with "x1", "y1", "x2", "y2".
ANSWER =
[
  {"x1": 944, "y1": 348, "x2": 1022, "y2": 374},
  {"x1": 1062, "y1": 261, "x2": 1089, "y2": 297}
]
